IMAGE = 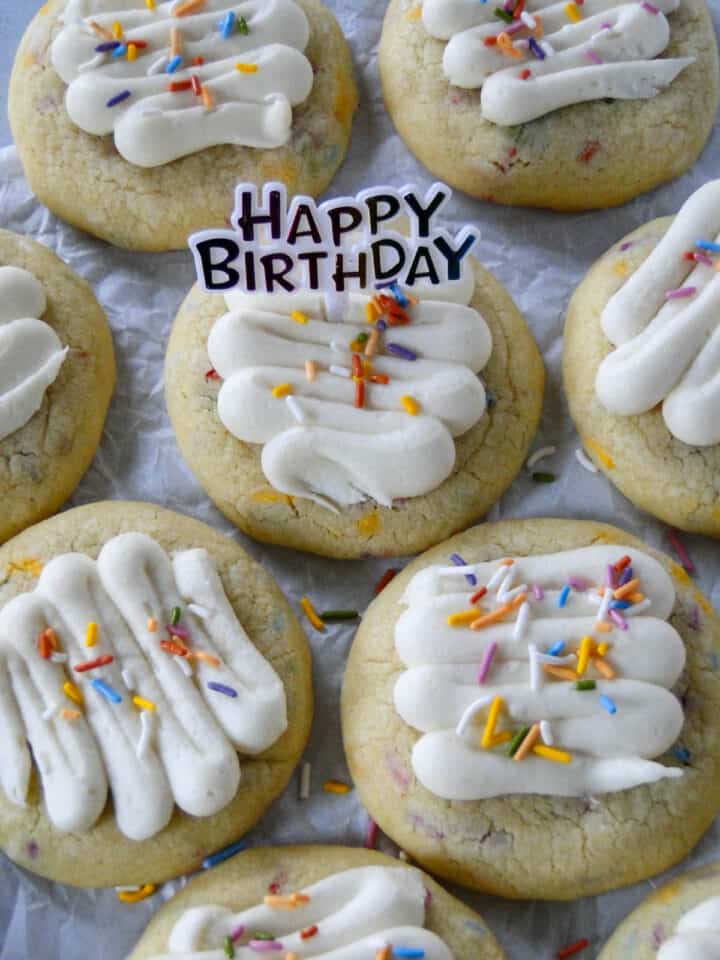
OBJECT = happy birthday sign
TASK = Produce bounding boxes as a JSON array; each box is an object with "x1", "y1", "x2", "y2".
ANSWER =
[{"x1": 189, "y1": 182, "x2": 479, "y2": 294}]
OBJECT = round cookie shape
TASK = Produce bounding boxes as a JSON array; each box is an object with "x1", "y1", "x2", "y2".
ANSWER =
[
  {"x1": 0, "y1": 229, "x2": 115, "y2": 544},
  {"x1": 564, "y1": 211, "x2": 720, "y2": 538},
  {"x1": 378, "y1": 0, "x2": 718, "y2": 210},
  {"x1": 341, "y1": 518, "x2": 720, "y2": 900},
  {"x1": 165, "y1": 260, "x2": 544, "y2": 559},
  {"x1": 598, "y1": 860, "x2": 720, "y2": 959},
  {"x1": 0, "y1": 501, "x2": 313, "y2": 888},
  {"x1": 9, "y1": 1, "x2": 357, "y2": 252},
  {"x1": 128, "y1": 845, "x2": 507, "y2": 960}
]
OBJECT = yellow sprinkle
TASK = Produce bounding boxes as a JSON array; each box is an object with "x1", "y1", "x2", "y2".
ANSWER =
[
  {"x1": 272, "y1": 383, "x2": 293, "y2": 398},
  {"x1": 597, "y1": 641, "x2": 609, "y2": 656},
  {"x1": 481, "y1": 695, "x2": 504, "y2": 749},
  {"x1": 584, "y1": 437, "x2": 614, "y2": 469},
  {"x1": 61, "y1": 709, "x2": 80, "y2": 722},
  {"x1": 670, "y1": 563, "x2": 691, "y2": 586},
  {"x1": 127, "y1": 42, "x2": 137, "y2": 61},
  {"x1": 146, "y1": 0, "x2": 155, "y2": 8},
  {"x1": 533, "y1": 744, "x2": 572, "y2": 764},
  {"x1": 489, "y1": 730, "x2": 512, "y2": 747},
  {"x1": 291, "y1": 311, "x2": 308, "y2": 325},
  {"x1": 305, "y1": 360, "x2": 318, "y2": 382},
  {"x1": 564, "y1": 1, "x2": 581, "y2": 20},
  {"x1": 300, "y1": 596, "x2": 326, "y2": 633},
  {"x1": 613, "y1": 260, "x2": 628, "y2": 277},
  {"x1": 447, "y1": 609, "x2": 481, "y2": 627},
  {"x1": 323, "y1": 779, "x2": 351, "y2": 795},
  {"x1": 63, "y1": 682, "x2": 83, "y2": 707},
  {"x1": 401, "y1": 395, "x2": 420, "y2": 416},
  {"x1": 85, "y1": 622, "x2": 98, "y2": 648},
  {"x1": 132, "y1": 696, "x2": 156, "y2": 712},
  {"x1": 357, "y1": 512, "x2": 380, "y2": 536},
  {"x1": 5, "y1": 558, "x2": 43, "y2": 578},
  {"x1": 695, "y1": 590, "x2": 713, "y2": 617},
  {"x1": 576, "y1": 635, "x2": 593, "y2": 676},
  {"x1": 236, "y1": 62, "x2": 259, "y2": 73},
  {"x1": 117, "y1": 884, "x2": 156, "y2": 904},
  {"x1": 252, "y1": 489, "x2": 294, "y2": 506},
  {"x1": 365, "y1": 301, "x2": 380, "y2": 324},
  {"x1": 147, "y1": 618, "x2": 158, "y2": 633},
  {"x1": 112, "y1": 20, "x2": 122, "y2": 38}
]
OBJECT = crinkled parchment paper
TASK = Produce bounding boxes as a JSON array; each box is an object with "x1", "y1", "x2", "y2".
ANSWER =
[{"x1": 1, "y1": 2, "x2": 720, "y2": 956}]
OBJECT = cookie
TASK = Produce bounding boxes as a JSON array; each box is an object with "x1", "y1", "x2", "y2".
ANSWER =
[
  {"x1": 341, "y1": 517, "x2": 720, "y2": 900},
  {"x1": 564, "y1": 179, "x2": 720, "y2": 538},
  {"x1": 0, "y1": 229, "x2": 115, "y2": 544},
  {"x1": 165, "y1": 260, "x2": 544, "y2": 559},
  {"x1": 9, "y1": 1, "x2": 357, "y2": 251},
  {"x1": 128, "y1": 845, "x2": 506, "y2": 960},
  {"x1": 598, "y1": 860, "x2": 720, "y2": 959},
  {"x1": 0, "y1": 501, "x2": 312, "y2": 888},
  {"x1": 378, "y1": 0, "x2": 719, "y2": 210}
]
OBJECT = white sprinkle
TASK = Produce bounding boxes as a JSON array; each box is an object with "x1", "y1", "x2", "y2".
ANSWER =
[
  {"x1": 122, "y1": 669, "x2": 135, "y2": 691},
  {"x1": 329, "y1": 365, "x2": 351, "y2": 379},
  {"x1": 624, "y1": 597, "x2": 652, "y2": 616},
  {"x1": 438, "y1": 563, "x2": 478, "y2": 577},
  {"x1": 286, "y1": 395, "x2": 305, "y2": 424},
  {"x1": 50, "y1": 652, "x2": 68, "y2": 664},
  {"x1": 501, "y1": 583, "x2": 528, "y2": 603},
  {"x1": 540, "y1": 40, "x2": 556, "y2": 57},
  {"x1": 513, "y1": 601, "x2": 530, "y2": 640},
  {"x1": 520, "y1": 10, "x2": 537, "y2": 28},
  {"x1": 526, "y1": 445, "x2": 556, "y2": 470},
  {"x1": 137, "y1": 712, "x2": 154, "y2": 759},
  {"x1": 486, "y1": 565, "x2": 509, "y2": 591},
  {"x1": 534, "y1": 652, "x2": 576, "y2": 666},
  {"x1": 330, "y1": 340, "x2": 348, "y2": 354},
  {"x1": 456, "y1": 695, "x2": 493, "y2": 737},
  {"x1": 576, "y1": 448, "x2": 598, "y2": 473},
  {"x1": 188, "y1": 603, "x2": 211, "y2": 619},
  {"x1": 176, "y1": 656, "x2": 193, "y2": 677},
  {"x1": 299, "y1": 761, "x2": 312, "y2": 801},
  {"x1": 540, "y1": 721, "x2": 554, "y2": 746},
  {"x1": 528, "y1": 644, "x2": 542, "y2": 691},
  {"x1": 596, "y1": 587, "x2": 613, "y2": 624},
  {"x1": 42, "y1": 701, "x2": 62, "y2": 721},
  {"x1": 496, "y1": 567, "x2": 516, "y2": 600},
  {"x1": 115, "y1": 885, "x2": 142, "y2": 894},
  {"x1": 147, "y1": 55, "x2": 169, "y2": 75}
]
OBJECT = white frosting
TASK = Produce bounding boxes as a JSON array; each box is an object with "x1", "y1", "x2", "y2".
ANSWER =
[
  {"x1": 51, "y1": 0, "x2": 314, "y2": 167},
  {"x1": 0, "y1": 532, "x2": 286, "y2": 839},
  {"x1": 596, "y1": 179, "x2": 720, "y2": 446},
  {"x1": 420, "y1": 0, "x2": 693, "y2": 125},
  {"x1": 210, "y1": 279, "x2": 492, "y2": 510},
  {"x1": 147, "y1": 866, "x2": 454, "y2": 959},
  {"x1": 658, "y1": 896, "x2": 720, "y2": 960},
  {"x1": 0, "y1": 266, "x2": 67, "y2": 443},
  {"x1": 395, "y1": 545, "x2": 686, "y2": 800}
]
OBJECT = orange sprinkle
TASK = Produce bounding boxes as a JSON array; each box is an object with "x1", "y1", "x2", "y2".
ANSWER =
[
  {"x1": 544, "y1": 665, "x2": 578, "y2": 681},
  {"x1": 355, "y1": 379, "x2": 365, "y2": 409},
  {"x1": 614, "y1": 578, "x2": 639, "y2": 601},
  {"x1": 160, "y1": 639, "x2": 189, "y2": 658},
  {"x1": 584, "y1": 437, "x2": 614, "y2": 469},
  {"x1": 37, "y1": 630, "x2": 51, "y2": 660},
  {"x1": 627, "y1": 592, "x2": 644, "y2": 604},
  {"x1": 594, "y1": 621, "x2": 612, "y2": 634},
  {"x1": 364, "y1": 329, "x2": 380, "y2": 358},
  {"x1": 497, "y1": 31, "x2": 523, "y2": 58},
  {"x1": 593, "y1": 656, "x2": 615, "y2": 680},
  {"x1": 89, "y1": 20, "x2": 114, "y2": 39},
  {"x1": 171, "y1": 27, "x2": 182, "y2": 56},
  {"x1": 470, "y1": 592, "x2": 525, "y2": 630},
  {"x1": 305, "y1": 360, "x2": 318, "y2": 382},
  {"x1": 272, "y1": 383, "x2": 292, "y2": 399},
  {"x1": 147, "y1": 618, "x2": 158, "y2": 633},
  {"x1": 173, "y1": 0, "x2": 205, "y2": 15},
  {"x1": 117, "y1": 884, "x2": 156, "y2": 904},
  {"x1": 61, "y1": 709, "x2": 81, "y2": 722},
  {"x1": 376, "y1": 948, "x2": 392, "y2": 960},
  {"x1": 514, "y1": 723, "x2": 540, "y2": 762},
  {"x1": 500, "y1": 558, "x2": 514, "y2": 567},
  {"x1": 323, "y1": 780, "x2": 350, "y2": 795},
  {"x1": 300, "y1": 597, "x2": 325, "y2": 633},
  {"x1": 202, "y1": 86, "x2": 215, "y2": 110},
  {"x1": 192, "y1": 651, "x2": 221, "y2": 667}
]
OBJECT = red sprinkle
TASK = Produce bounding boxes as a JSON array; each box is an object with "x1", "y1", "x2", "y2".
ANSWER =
[
  {"x1": 369, "y1": 374, "x2": 389, "y2": 385},
  {"x1": 364, "y1": 818, "x2": 378, "y2": 849},
  {"x1": 667, "y1": 529, "x2": 695, "y2": 573},
  {"x1": 74, "y1": 655, "x2": 113, "y2": 673},
  {"x1": 355, "y1": 378, "x2": 365, "y2": 409},
  {"x1": 512, "y1": 0, "x2": 525, "y2": 18},
  {"x1": 300, "y1": 926, "x2": 318, "y2": 940},
  {"x1": 268, "y1": 882, "x2": 280, "y2": 895},
  {"x1": 470, "y1": 586, "x2": 488, "y2": 605},
  {"x1": 192, "y1": 56, "x2": 204, "y2": 65},
  {"x1": 484, "y1": 35, "x2": 498, "y2": 45},
  {"x1": 577, "y1": 140, "x2": 601, "y2": 164},
  {"x1": 160, "y1": 640, "x2": 189, "y2": 658},
  {"x1": 205, "y1": 368, "x2": 220, "y2": 381},
  {"x1": 351, "y1": 354, "x2": 363, "y2": 380},
  {"x1": 168, "y1": 80, "x2": 193, "y2": 92},
  {"x1": 683, "y1": 251, "x2": 696, "y2": 261},
  {"x1": 557, "y1": 939, "x2": 589, "y2": 959},
  {"x1": 374, "y1": 569, "x2": 398, "y2": 594},
  {"x1": 191, "y1": 74, "x2": 202, "y2": 96},
  {"x1": 129, "y1": 39, "x2": 148, "y2": 48},
  {"x1": 37, "y1": 630, "x2": 52, "y2": 660},
  {"x1": 519, "y1": 68, "x2": 531, "y2": 80},
  {"x1": 614, "y1": 555, "x2": 632, "y2": 573}
]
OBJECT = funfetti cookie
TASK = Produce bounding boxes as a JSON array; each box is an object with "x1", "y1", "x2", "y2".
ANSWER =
[
  {"x1": 564, "y1": 179, "x2": 720, "y2": 538},
  {"x1": 0, "y1": 501, "x2": 312, "y2": 888},
  {"x1": 9, "y1": 1, "x2": 357, "y2": 251},
  {"x1": 379, "y1": 0, "x2": 719, "y2": 210},
  {"x1": 0, "y1": 229, "x2": 115, "y2": 544},
  {"x1": 128, "y1": 845, "x2": 507, "y2": 960},
  {"x1": 341, "y1": 518, "x2": 720, "y2": 900},
  {"x1": 598, "y1": 860, "x2": 720, "y2": 959}
]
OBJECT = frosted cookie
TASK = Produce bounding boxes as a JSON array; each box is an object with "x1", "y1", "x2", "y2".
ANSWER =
[
  {"x1": 341, "y1": 518, "x2": 720, "y2": 899},
  {"x1": 9, "y1": 1, "x2": 357, "y2": 251},
  {"x1": 0, "y1": 229, "x2": 114, "y2": 544},
  {"x1": 0, "y1": 501, "x2": 312, "y2": 888},
  {"x1": 598, "y1": 860, "x2": 720, "y2": 959},
  {"x1": 128, "y1": 845, "x2": 506, "y2": 960},
  {"x1": 564, "y1": 179, "x2": 720, "y2": 537},
  {"x1": 165, "y1": 262, "x2": 543, "y2": 559},
  {"x1": 378, "y1": 0, "x2": 719, "y2": 210}
]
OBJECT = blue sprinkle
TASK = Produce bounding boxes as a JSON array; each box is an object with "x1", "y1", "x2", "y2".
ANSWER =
[
  {"x1": 558, "y1": 584, "x2": 571, "y2": 608},
  {"x1": 392, "y1": 951, "x2": 425, "y2": 959},
  {"x1": 528, "y1": 37, "x2": 546, "y2": 59},
  {"x1": 610, "y1": 600, "x2": 631, "y2": 610},
  {"x1": 451, "y1": 553, "x2": 477, "y2": 587},
  {"x1": 673, "y1": 746, "x2": 691, "y2": 764},
  {"x1": 547, "y1": 641, "x2": 565, "y2": 656},
  {"x1": 599, "y1": 694, "x2": 617, "y2": 715},
  {"x1": 219, "y1": 10, "x2": 236, "y2": 37},
  {"x1": 96, "y1": 41, "x2": 121, "y2": 53},
  {"x1": 202, "y1": 839, "x2": 246, "y2": 870},
  {"x1": 696, "y1": 240, "x2": 720, "y2": 253},
  {"x1": 390, "y1": 282, "x2": 409, "y2": 307},
  {"x1": 106, "y1": 90, "x2": 131, "y2": 108},
  {"x1": 375, "y1": 319, "x2": 388, "y2": 332},
  {"x1": 91, "y1": 678, "x2": 122, "y2": 704},
  {"x1": 111, "y1": 43, "x2": 128, "y2": 58},
  {"x1": 166, "y1": 54, "x2": 183, "y2": 73}
]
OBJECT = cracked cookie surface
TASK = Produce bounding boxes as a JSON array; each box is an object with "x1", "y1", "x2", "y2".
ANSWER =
[{"x1": 341, "y1": 518, "x2": 720, "y2": 900}]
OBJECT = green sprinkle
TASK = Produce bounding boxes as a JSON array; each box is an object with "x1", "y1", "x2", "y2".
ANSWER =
[
  {"x1": 320, "y1": 610, "x2": 359, "y2": 623},
  {"x1": 355, "y1": 332, "x2": 369, "y2": 344},
  {"x1": 237, "y1": 15, "x2": 249, "y2": 34},
  {"x1": 223, "y1": 937, "x2": 234, "y2": 959},
  {"x1": 494, "y1": 7, "x2": 513, "y2": 22},
  {"x1": 507, "y1": 726, "x2": 530, "y2": 757},
  {"x1": 251, "y1": 932, "x2": 276, "y2": 942},
  {"x1": 170, "y1": 606, "x2": 181, "y2": 626},
  {"x1": 532, "y1": 472, "x2": 556, "y2": 484},
  {"x1": 575, "y1": 680, "x2": 596, "y2": 691}
]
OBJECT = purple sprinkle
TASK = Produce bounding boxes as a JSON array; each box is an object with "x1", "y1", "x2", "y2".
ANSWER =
[
  {"x1": 106, "y1": 90, "x2": 131, "y2": 108},
  {"x1": 619, "y1": 241, "x2": 633, "y2": 251},
  {"x1": 477, "y1": 641, "x2": 498, "y2": 685},
  {"x1": 375, "y1": 319, "x2": 388, "y2": 332},
  {"x1": 567, "y1": 577, "x2": 587, "y2": 591},
  {"x1": 600, "y1": 20, "x2": 612, "y2": 27},
  {"x1": 248, "y1": 942, "x2": 283, "y2": 953},
  {"x1": 230, "y1": 927, "x2": 246, "y2": 943},
  {"x1": 386, "y1": 343, "x2": 417, "y2": 361},
  {"x1": 532, "y1": 584, "x2": 544, "y2": 601},
  {"x1": 451, "y1": 553, "x2": 477, "y2": 586},
  {"x1": 694, "y1": 252, "x2": 713, "y2": 266},
  {"x1": 96, "y1": 41, "x2": 121, "y2": 52},
  {"x1": 618, "y1": 565, "x2": 633, "y2": 586},
  {"x1": 609, "y1": 609, "x2": 628, "y2": 630},
  {"x1": 528, "y1": 36, "x2": 545, "y2": 59},
  {"x1": 642, "y1": 1, "x2": 659, "y2": 12},
  {"x1": 665, "y1": 286, "x2": 697, "y2": 300},
  {"x1": 585, "y1": 49, "x2": 603, "y2": 64},
  {"x1": 167, "y1": 623, "x2": 191, "y2": 641},
  {"x1": 207, "y1": 681, "x2": 238, "y2": 698},
  {"x1": 606, "y1": 564, "x2": 618, "y2": 588}
]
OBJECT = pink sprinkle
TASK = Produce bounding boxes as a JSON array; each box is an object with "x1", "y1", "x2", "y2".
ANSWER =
[
  {"x1": 609, "y1": 609, "x2": 628, "y2": 630},
  {"x1": 230, "y1": 927, "x2": 246, "y2": 943},
  {"x1": 606, "y1": 564, "x2": 618, "y2": 588},
  {"x1": 619, "y1": 241, "x2": 633, "y2": 251},
  {"x1": 167, "y1": 623, "x2": 191, "y2": 641},
  {"x1": 694, "y1": 252, "x2": 713, "y2": 266},
  {"x1": 667, "y1": 529, "x2": 695, "y2": 573},
  {"x1": 642, "y1": 1, "x2": 659, "y2": 11},
  {"x1": 365, "y1": 818, "x2": 379, "y2": 849},
  {"x1": 477, "y1": 642, "x2": 498, "y2": 685},
  {"x1": 600, "y1": 20, "x2": 612, "y2": 27},
  {"x1": 249, "y1": 942, "x2": 283, "y2": 952},
  {"x1": 505, "y1": 20, "x2": 524, "y2": 34},
  {"x1": 567, "y1": 577, "x2": 588, "y2": 591},
  {"x1": 665, "y1": 286, "x2": 697, "y2": 300},
  {"x1": 585, "y1": 49, "x2": 603, "y2": 64},
  {"x1": 532, "y1": 584, "x2": 544, "y2": 601}
]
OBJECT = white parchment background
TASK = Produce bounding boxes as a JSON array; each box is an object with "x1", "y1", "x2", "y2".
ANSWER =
[{"x1": 1, "y1": 2, "x2": 720, "y2": 956}]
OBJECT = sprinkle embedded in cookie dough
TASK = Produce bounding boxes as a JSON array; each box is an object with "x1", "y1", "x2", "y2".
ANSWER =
[
  {"x1": 117, "y1": 883, "x2": 156, "y2": 904},
  {"x1": 319, "y1": 610, "x2": 359, "y2": 623},
  {"x1": 374, "y1": 569, "x2": 397, "y2": 594},
  {"x1": 667, "y1": 529, "x2": 695, "y2": 573},
  {"x1": 202, "y1": 839, "x2": 246, "y2": 870},
  {"x1": 91, "y1": 678, "x2": 123, "y2": 704},
  {"x1": 323, "y1": 780, "x2": 351, "y2": 795}
]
